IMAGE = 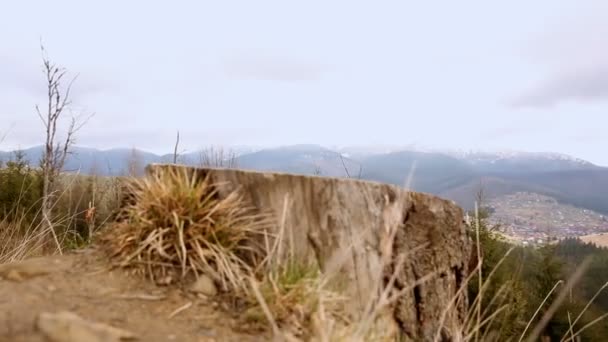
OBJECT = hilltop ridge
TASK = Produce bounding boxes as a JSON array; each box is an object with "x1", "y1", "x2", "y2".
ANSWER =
[{"x1": 2, "y1": 144, "x2": 608, "y2": 217}]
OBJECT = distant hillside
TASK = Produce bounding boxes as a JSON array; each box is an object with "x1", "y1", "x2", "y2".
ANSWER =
[
  {"x1": 2, "y1": 144, "x2": 607, "y2": 215},
  {"x1": 0, "y1": 144, "x2": 360, "y2": 178},
  {"x1": 457, "y1": 151, "x2": 597, "y2": 174},
  {"x1": 438, "y1": 176, "x2": 557, "y2": 211},
  {"x1": 353, "y1": 150, "x2": 607, "y2": 214},
  {"x1": 358, "y1": 151, "x2": 476, "y2": 193},
  {"x1": 503, "y1": 170, "x2": 608, "y2": 215},
  {"x1": 487, "y1": 192, "x2": 608, "y2": 239},
  {"x1": 236, "y1": 144, "x2": 361, "y2": 177},
  {"x1": 0, "y1": 146, "x2": 163, "y2": 175}
]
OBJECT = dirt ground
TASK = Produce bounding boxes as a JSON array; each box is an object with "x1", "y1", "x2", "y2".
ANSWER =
[{"x1": 0, "y1": 247, "x2": 269, "y2": 342}]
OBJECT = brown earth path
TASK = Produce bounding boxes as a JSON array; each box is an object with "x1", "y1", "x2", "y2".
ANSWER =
[{"x1": 0, "y1": 247, "x2": 269, "y2": 342}]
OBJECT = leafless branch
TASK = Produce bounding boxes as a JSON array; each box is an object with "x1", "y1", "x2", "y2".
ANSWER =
[
  {"x1": 36, "y1": 42, "x2": 93, "y2": 254},
  {"x1": 339, "y1": 153, "x2": 351, "y2": 178},
  {"x1": 313, "y1": 164, "x2": 322, "y2": 176},
  {"x1": 199, "y1": 146, "x2": 238, "y2": 168},
  {"x1": 173, "y1": 131, "x2": 180, "y2": 164}
]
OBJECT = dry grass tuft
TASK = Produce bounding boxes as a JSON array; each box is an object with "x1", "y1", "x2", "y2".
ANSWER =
[
  {"x1": 241, "y1": 195, "x2": 350, "y2": 339},
  {"x1": 244, "y1": 259, "x2": 349, "y2": 337},
  {"x1": 0, "y1": 196, "x2": 76, "y2": 264},
  {"x1": 101, "y1": 167, "x2": 269, "y2": 293},
  {"x1": 0, "y1": 219, "x2": 45, "y2": 263}
]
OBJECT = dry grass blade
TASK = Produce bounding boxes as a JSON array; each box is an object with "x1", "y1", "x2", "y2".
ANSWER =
[
  {"x1": 463, "y1": 247, "x2": 515, "y2": 334},
  {"x1": 464, "y1": 304, "x2": 509, "y2": 341},
  {"x1": 243, "y1": 194, "x2": 354, "y2": 339},
  {"x1": 565, "y1": 311, "x2": 608, "y2": 342},
  {"x1": 0, "y1": 193, "x2": 75, "y2": 263},
  {"x1": 473, "y1": 202, "x2": 482, "y2": 342},
  {"x1": 560, "y1": 281, "x2": 608, "y2": 342},
  {"x1": 249, "y1": 276, "x2": 281, "y2": 336},
  {"x1": 434, "y1": 262, "x2": 482, "y2": 342},
  {"x1": 0, "y1": 219, "x2": 46, "y2": 263},
  {"x1": 478, "y1": 283, "x2": 515, "y2": 341},
  {"x1": 517, "y1": 280, "x2": 563, "y2": 342},
  {"x1": 524, "y1": 257, "x2": 592, "y2": 342},
  {"x1": 566, "y1": 311, "x2": 575, "y2": 342}
]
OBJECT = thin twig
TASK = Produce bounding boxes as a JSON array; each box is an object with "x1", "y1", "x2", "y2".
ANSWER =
[
  {"x1": 338, "y1": 153, "x2": 350, "y2": 178},
  {"x1": 114, "y1": 293, "x2": 167, "y2": 301},
  {"x1": 168, "y1": 301, "x2": 193, "y2": 319}
]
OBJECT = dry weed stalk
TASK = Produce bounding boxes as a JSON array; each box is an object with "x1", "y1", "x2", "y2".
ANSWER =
[
  {"x1": 0, "y1": 218, "x2": 47, "y2": 263},
  {"x1": 0, "y1": 173, "x2": 94, "y2": 262}
]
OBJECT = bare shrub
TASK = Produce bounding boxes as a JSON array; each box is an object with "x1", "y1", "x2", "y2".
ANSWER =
[{"x1": 199, "y1": 146, "x2": 238, "y2": 168}]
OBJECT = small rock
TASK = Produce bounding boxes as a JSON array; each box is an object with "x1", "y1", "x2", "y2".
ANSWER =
[
  {"x1": 5, "y1": 269, "x2": 24, "y2": 282},
  {"x1": 37, "y1": 311, "x2": 137, "y2": 342},
  {"x1": 189, "y1": 274, "x2": 217, "y2": 297},
  {"x1": 198, "y1": 337, "x2": 217, "y2": 342},
  {"x1": 197, "y1": 327, "x2": 216, "y2": 337},
  {"x1": 156, "y1": 275, "x2": 173, "y2": 286},
  {"x1": 0, "y1": 257, "x2": 68, "y2": 281},
  {"x1": 196, "y1": 293, "x2": 209, "y2": 301}
]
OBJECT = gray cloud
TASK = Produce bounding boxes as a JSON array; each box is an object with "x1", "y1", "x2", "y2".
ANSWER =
[
  {"x1": 5, "y1": 0, "x2": 608, "y2": 166},
  {"x1": 69, "y1": 75, "x2": 120, "y2": 104},
  {"x1": 0, "y1": 54, "x2": 119, "y2": 103},
  {"x1": 511, "y1": 1, "x2": 608, "y2": 109},
  {"x1": 569, "y1": 134, "x2": 604, "y2": 144},
  {"x1": 479, "y1": 125, "x2": 525, "y2": 140},
  {"x1": 509, "y1": 65, "x2": 608, "y2": 108},
  {"x1": 222, "y1": 55, "x2": 328, "y2": 82},
  {"x1": 0, "y1": 56, "x2": 41, "y2": 97}
]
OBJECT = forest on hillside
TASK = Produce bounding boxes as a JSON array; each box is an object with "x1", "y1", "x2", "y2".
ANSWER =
[{"x1": 471, "y1": 207, "x2": 608, "y2": 340}]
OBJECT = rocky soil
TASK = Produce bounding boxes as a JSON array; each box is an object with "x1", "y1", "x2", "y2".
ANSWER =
[{"x1": 0, "y1": 247, "x2": 268, "y2": 342}]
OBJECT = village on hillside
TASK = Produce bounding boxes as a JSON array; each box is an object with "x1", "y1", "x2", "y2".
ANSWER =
[{"x1": 486, "y1": 192, "x2": 608, "y2": 245}]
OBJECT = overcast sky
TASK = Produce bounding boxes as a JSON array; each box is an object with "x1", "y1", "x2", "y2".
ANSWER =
[{"x1": 1, "y1": 1, "x2": 607, "y2": 164}]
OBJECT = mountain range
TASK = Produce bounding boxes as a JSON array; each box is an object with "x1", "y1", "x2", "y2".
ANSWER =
[{"x1": 2, "y1": 144, "x2": 607, "y2": 215}]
